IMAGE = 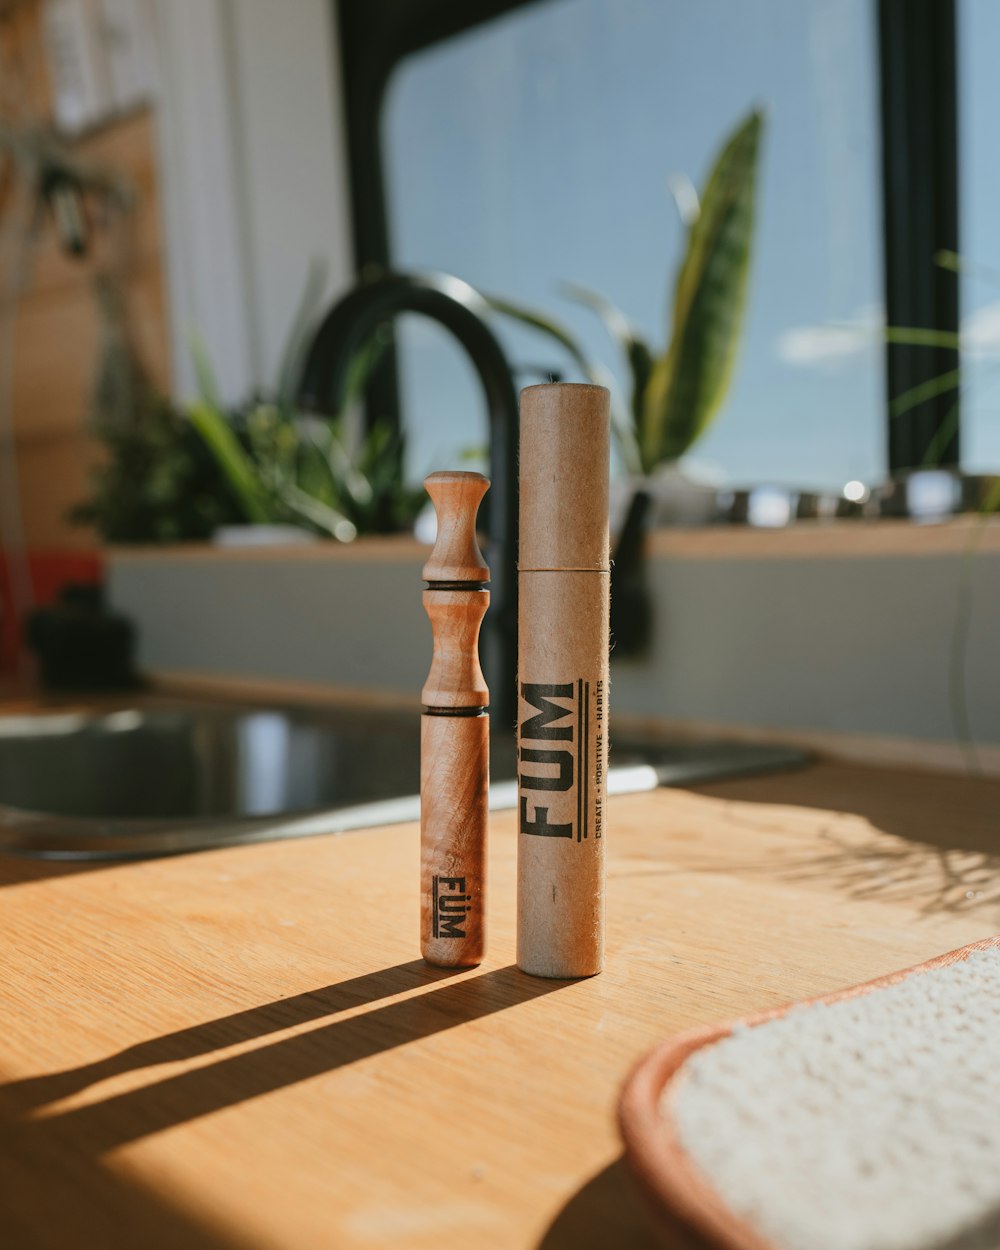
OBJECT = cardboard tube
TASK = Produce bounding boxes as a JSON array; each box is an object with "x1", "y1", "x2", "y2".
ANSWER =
[
  {"x1": 517, "y1": 384, "x2": 610, "y2": 978},
  {"x1": 421, "y1": 471, "x2": 490, "y2": 968}
]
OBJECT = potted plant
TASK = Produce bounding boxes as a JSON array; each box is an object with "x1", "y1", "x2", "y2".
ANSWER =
[
  {"x1": 74, "y1": 267, "x2": 426, "y2": 546},
  {"x1": 488, "y1": 106, "x2": 764, "y2": 529},
  {"x1": 187, "y1": 335, "x2": 425, "y2": 546},
  {"x1": 77, "y1": 271, "x2": 431, "y2": 695}
]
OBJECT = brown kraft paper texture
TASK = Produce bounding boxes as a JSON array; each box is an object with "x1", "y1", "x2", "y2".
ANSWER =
[{"x1": 517, "y1": 570, "x2": 609, "y2": 977}]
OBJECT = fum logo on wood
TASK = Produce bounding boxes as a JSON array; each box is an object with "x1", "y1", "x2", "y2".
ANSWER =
[{"x1": 432, "y1": 875, "x2": 471, "y2": 939}]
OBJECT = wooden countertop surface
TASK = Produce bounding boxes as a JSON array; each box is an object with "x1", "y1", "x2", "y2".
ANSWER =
[{"x1": 1, "y1": 763, "x2": 997, "y2": 1250}]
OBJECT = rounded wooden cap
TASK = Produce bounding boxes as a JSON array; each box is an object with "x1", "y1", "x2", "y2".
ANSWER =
[
  {"x1": 519, "y1": 383, "x2": 610, "y2": 571},
  {"x1": 422, "y1": 471, "x2": 490, "y2": 584}
]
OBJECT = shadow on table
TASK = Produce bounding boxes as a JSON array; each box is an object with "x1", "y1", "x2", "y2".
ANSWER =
[
  {"x1": 3, "y1": 959, "x2": 459, "y2": 1114},
  {"x1": 0, "y1": 851, "x2": 110, "y2": 889},
  {"x1": 536, "y1": 1156, "x2": 706, "y2": 1250},
  {"x1": 2, "y1": 962, "x2": 566, "y2": 1152},
  {"x1": 671, "y1": 763, "x2": 1000, "y2": 923},
  {"x1": 538, "y1": 1157, "x2": 1000, "y2": 1250},
  {"x1": 0, "y1": 1122, "x2": 252, "y2": 1250},
  {"x1": 0, "y1": 960, "x2": 569, "y2": 1247}
]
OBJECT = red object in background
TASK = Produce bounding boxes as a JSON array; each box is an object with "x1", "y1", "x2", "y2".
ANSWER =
[{"x1": 0, "y1": 549, "x2": 104, "y2": 672}]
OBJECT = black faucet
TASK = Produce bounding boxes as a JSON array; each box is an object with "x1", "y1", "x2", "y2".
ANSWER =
[{"x1": 298, "y1": 270, "x2": 519, "y2": 726}]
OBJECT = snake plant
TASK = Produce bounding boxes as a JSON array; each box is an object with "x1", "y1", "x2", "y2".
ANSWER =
[{"x1": 489, "y1": 107, "x2": 764, "y2": 475}]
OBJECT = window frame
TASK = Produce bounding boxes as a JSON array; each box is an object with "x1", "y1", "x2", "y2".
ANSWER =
[
  {"x1": 335, "y1": 0, "x2": 962, "y2": 480},
  {"x1": 334, "y1": 0, "x2": 540, "y2": 429},
  {"x1": 879, "y1": 0, "x2": 960, "y2": 472}
]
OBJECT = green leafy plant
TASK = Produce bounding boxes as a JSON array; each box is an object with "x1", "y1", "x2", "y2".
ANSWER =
[
  {"x1": 882, "y1": 250, "x2": 1000, "y2": 774},
  {"x1": 885, "y1": 249, "x2": 996, "y2": 472},
  {"x1": 71, "y1": 275, "x2": 242, "y2": 542},
  {"x1": 69, "y1": 392, "x2": 243, "y2": 542},
  {"x1": 76, "y1": 262, "x2": 426, "y2": 543},
  {"x1": 488, "y1": 107, "x2": 764, "y2": 475},
  {"x1": 188, "y1": 330, "x2": 425, "y2": 541}
]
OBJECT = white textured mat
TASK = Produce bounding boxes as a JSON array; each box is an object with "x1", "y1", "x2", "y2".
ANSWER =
[{"x1": 669, "y1": 948, "x2": 1000, "y2": 1250}]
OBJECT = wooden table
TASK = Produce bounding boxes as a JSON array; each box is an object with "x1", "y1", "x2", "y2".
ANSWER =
[{"x1": 1, "y1": 763, "x2": 997, "y2": 1250}]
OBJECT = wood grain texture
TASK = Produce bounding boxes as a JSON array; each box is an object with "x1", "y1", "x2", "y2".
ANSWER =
[
  {"x1": 148, "y1": 671, "x2": 423, "y2": 714},
  {"x1": 420, "y1": 712, "x2": 488, "y2": 967},
  {"x1": 12, "y1": 430, "x2": 106, "y2": 551},
  {"x1": 420, "y1": 474, "x2": 491, "y2": 967},
  {"x1": 644, "y1": 515, "x2": 1000, "y2": 561},
  {"x1": 0, "y1": 0, "x2": 52, "y2": 120},
  {"x1": 106, "y1": 536, "x2": 431, "y2": 565},
  {"x1": 0, "y1": 763, "x2": 996, "y2": 1250},
  {"x1": 104, "y1": 518, "x2": 1000, "y2": 568},
  {"x1": 619, "y1": 936, "x2": 1000, "y2": 1250},
  {"x1": 422, "y1": 471, "x2": 490, "y2": 584},
  {"x1": 421, "y1": 588, "x2": 489, "y2": 709}
]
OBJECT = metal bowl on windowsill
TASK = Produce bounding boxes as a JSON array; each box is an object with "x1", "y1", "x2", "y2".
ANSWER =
[
  {"x1": 874, "y1": 470, "x2": 1000, "y2": 520},
  {"x1": 693, "y1": 469, "x2": 1000, "y2": 529},
  {"x1": 617, "y1": 471, "x2": 998, "y2": 544}
]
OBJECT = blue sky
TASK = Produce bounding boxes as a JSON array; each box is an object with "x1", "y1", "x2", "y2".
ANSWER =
[{"x1": 384, "y1": 0, "x2": 889, "y2": 490}]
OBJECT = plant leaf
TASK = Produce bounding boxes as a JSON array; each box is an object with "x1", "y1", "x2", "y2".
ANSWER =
[
  {"x1": 188, "y1": 401, "x2": 273, "y2": 524},
  {"x1": 276, "y1": 257, "x2": 329, "y2": 409},
  {"x1": 559, "y1": 281, "x2": 651, "y2": 467},
  {"x1": 920, "y1": 397, "x2": 961, "y2": 469},
  {"x1": 642, "y1": 107, "x2": 764, "y2": 469},
  {"x1": 296, "y1": 428, "x2": 342, "y2": 509},
  {"x1": 486, "y1": 291, "x2": 641, "y2": 472},
  {"x1": 340, "y1": 326, "x2": 391, "y2": 411},
  {"x1": 982, "y1": 474, "x2": 1000, "y2": 516},
  {"x1": 933, "y1": 249, "x2": 1000, "y2": 289},
  {"x1": 485, "y1": 294, "x2": 596, "y2": 378},
  {"x1": 189, "y1": 331, "x2": 224, "y2": 412},
  {"x1": 885, "y1": 326, "x2": 961, "y2": 349},
  {"x1": 280, "y1": 483, "x2": 357, "y2": 542},
  {"x1": 934, "y1": 249, "x2": 962, "y2": 274},
  {"x1": 890, "y1": 368, "x2": 961, "y2": 420},
  {"x1": 559, "y1": 282, "x2": 636, "y2": 353}
]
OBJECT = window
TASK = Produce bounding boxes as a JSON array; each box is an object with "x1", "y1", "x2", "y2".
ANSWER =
[
  {"x1": 377, "y1": 0, "x2": 885, "y2": 490},
  {"x1": 958, "y1": 0, "x2": 1000, "y2": 474}
]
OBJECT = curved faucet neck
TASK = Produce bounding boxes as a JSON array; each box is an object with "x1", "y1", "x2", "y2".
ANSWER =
[{"x1": 298, "y1": 270, "x2": 519, "y2": 725}]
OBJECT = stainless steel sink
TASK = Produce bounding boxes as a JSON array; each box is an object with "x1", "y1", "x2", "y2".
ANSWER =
[{"x1": 0, "y1": 700, "x2": 804, "y2": 859}]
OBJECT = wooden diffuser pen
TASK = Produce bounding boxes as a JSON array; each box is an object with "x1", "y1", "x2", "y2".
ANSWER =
[
  {"x1": 421, "y1": 471, "x2": 490, "y2": 968},
  {"x1": 517, "y1": 384, "x2": 610, "y2": 978}
]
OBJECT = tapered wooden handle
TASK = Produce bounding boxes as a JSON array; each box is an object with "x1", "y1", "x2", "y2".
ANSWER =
[
  {"x1": 422, "y1": 589, "x2": 489, "y2": 708},
  {"x1": 422, "y1": 471, "x2": 490, "y2": 584},
  {"x1": 421, "y1": 470, "x2": 491, "y2": 968}
]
